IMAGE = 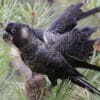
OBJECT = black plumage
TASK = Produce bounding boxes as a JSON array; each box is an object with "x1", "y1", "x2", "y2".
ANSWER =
[
  {"x1": 33, "y1": 27, "x2": 98, "y2": 59},
  {"x1": 33, "y1": 3, "x2": 100, "y2": 59},
  {"x1": 34, "y1": 3, "x2": 100, "y2": 40},
  {"x1": 3, "y1": 3, "x2": 100, "y2": 95},
  {"x1": 47, "y1": 3, "x2": 100, "y2": 33},
  {"x1": 3, "y1": 22, "x2": 100, "y2": 95},
  {"x1": 51, "y1": 27, "x2": 98, "y2": 59}
]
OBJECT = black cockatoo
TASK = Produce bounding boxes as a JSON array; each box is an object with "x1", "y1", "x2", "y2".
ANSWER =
[
  {"x1": 3, "y1": 22, "x2": 100, "y2": 95},
  {"x1": 3, "y1": 3, "x2": 100, "y2": 95}
]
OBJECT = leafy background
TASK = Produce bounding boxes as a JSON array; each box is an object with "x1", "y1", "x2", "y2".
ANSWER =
[{"x1": 0, "y1": 0, "x2": 100, "y2": 100}]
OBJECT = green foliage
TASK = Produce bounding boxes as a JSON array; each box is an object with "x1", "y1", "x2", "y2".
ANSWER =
[
  {"x1": 88, "y1": 0, "x2": 100, "y2": 8},
  {"x1": 33, "y1": 2, "x2": 55, "y2": 28},
  {"x1": 47, "y1": 80, "x2": 74, "y2": 100},
  {"x1": 0, "y1": 0, "x2": 100, "y2": 100}
]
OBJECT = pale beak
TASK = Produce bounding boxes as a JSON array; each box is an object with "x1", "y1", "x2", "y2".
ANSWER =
[{"x1": 3, "y1": 32, "x2": 13, "y2": 43}]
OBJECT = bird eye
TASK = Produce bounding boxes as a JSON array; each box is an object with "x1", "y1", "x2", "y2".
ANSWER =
[{"x1": 11, "y1": 28, "x2": 16, "y2": 34}]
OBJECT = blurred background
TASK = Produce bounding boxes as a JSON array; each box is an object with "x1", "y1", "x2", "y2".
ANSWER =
[{"x1": 0, "y1": 0, "x2": 100, "y2": 100}]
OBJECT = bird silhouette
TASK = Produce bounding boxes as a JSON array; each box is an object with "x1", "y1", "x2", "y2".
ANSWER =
[{"x1": 3, "y1": 3, "x2": 100, "y2": 95}]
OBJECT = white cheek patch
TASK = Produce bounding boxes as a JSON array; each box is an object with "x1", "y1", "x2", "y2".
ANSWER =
[{"x1": 21, "y1": 28, "x2": 28, "y2": 38}]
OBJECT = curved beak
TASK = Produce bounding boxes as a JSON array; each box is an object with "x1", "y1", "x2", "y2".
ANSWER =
[{"x1": 3, "y1": 32, "x2": 13, "y2": 43}]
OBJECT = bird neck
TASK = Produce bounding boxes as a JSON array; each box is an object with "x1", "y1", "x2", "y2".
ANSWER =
[{"x1": 17, "y1": 35, "x2": 43, "y2": 54}]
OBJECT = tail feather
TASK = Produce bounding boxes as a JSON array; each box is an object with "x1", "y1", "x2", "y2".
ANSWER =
[
  {"x1": 72, "y1": 77, "x2": 100, "y2": 96},
  {"x1": 62, "y1": 54, "x2": 100, "y2": 71},
  {"x1": 75, "y1": 61, "x2": 100, "y2": 71}
]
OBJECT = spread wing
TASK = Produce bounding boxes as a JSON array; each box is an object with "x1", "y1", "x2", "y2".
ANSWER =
[
  {"x1": 36, "y1": 48, "x2": 100, "y2": 95},
  {"x1": 53, "y1": 27, "x2": 98, "y2": 59},
  {"x1": 47, "y1": 3, "x2": 100, "y2": 34},
  {"x1": 62, "y1": 53, "x2": 100, "y2": 71}
]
